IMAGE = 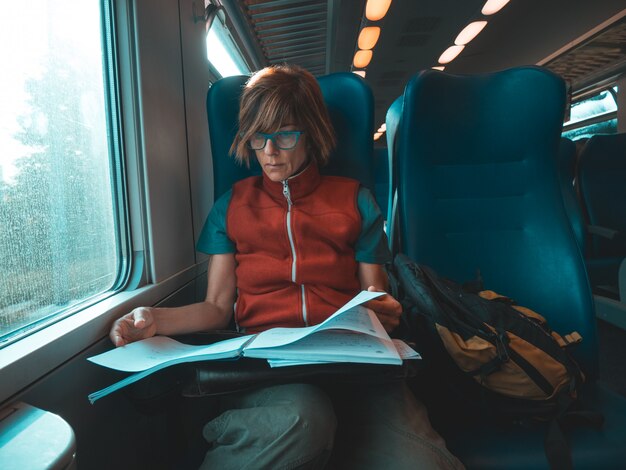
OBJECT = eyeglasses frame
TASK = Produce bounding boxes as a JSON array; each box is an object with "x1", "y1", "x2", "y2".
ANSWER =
[{"x1": 246, "y1": 131, "x2": 305, "y2": 151}]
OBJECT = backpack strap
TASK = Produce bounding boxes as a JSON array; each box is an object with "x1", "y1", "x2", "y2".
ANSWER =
[
  {"x1": 544, "y1": 409, "x2": 605, "y2": 470},
  {"x1": 545, "y1": 418, "x2": 574, "y2": 470},
  {"x1": 544, "y1": 385, "x2": 604, "y2": 470}
]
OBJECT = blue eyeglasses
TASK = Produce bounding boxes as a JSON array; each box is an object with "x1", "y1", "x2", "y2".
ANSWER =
[{"x1": 247, "y1": 131, "x2": 304, "y2": 150}]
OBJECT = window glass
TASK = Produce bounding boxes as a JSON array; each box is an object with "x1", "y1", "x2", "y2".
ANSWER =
[
  {"x1": 564, "y1": 88, "x2": 617, "y2": 127},
  {"x1": 562, "y1": 118, "x2": 618, "y2": 141},
  {"x1": 206, "y1": 8, "x2": 250, "y2": 77},
  {"x1": 0, "y1": 0, "x2": 125, "y2": 343}
]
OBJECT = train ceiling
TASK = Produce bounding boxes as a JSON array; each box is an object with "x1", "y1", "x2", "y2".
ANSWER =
[{"x1": 232, "y1": 0, "x2": 626, "y2": 129}]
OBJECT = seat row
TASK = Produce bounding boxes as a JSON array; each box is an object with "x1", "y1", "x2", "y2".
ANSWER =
[
  {"x1": 558, "y1": 134, "x2": 626, "y2": 294},
  {"x1": 558, "y1": 133, "x2": 626, "y2": 338}
]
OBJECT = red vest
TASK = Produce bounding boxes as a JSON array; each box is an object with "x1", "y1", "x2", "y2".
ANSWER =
[{"x1": 226, "y1": 164, "x2": 362, "y2": 332}]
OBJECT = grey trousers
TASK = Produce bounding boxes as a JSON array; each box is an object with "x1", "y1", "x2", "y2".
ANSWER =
[{"x1": 199, "y1": 381, "x2": 464, "y2": 470}]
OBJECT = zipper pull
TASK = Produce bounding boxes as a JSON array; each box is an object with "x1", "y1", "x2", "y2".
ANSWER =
[{"x1": 282, "y1": 180, "x2": 293, "y2": 206}]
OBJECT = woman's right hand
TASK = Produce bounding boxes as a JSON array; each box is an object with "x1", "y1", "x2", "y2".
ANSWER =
[{"x1": 109, "y1": 307, "x2": 158, "y2": 347}]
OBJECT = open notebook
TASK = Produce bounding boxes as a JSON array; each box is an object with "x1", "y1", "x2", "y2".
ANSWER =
[{"x1": 87, "y1": 291, "x2": 420, "y2": 403}]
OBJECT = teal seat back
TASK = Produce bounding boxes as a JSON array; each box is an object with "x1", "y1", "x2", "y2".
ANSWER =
[
  {"x1": 206, "y1": 73, "x2": 375, "y2": 201},
  {"x1": 394, "y1": 67, "x2": 597, "y2": 378}
]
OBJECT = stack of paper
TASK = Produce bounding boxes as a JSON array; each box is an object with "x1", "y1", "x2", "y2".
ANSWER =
[{"x1": 87, "y1": 291, "x2": 420, "y2": 403}]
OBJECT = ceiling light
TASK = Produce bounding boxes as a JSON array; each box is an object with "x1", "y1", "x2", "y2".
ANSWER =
[
  {"x1": 358, "y1": 26, "x2": 381, "y2": 50},
  {"x1": 481, "y1": 0, "x2": 510, "y2": 15},
  {"x1": 455, "y1": 21, "x2": 487, "y2": 45},
  {"x1": 365, "y1": 0, "x2": 392, "y2": 21},
  {"x1": 438, "y1": 45, "x2": 464, "y2": 64},
  {"x1": 374, "y1": 132, "x2": 383, "y2": 140},
  {"x1": 353, "y1": 70, "x2": 366, "y2": 78},
  {"x1": 432, "y1": 66, "x2": 445, "y2": 71},
  {"x1": 353, "y1": 49, "x2": 373, "y2": 68}
]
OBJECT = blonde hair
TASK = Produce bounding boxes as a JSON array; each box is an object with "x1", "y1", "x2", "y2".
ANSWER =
[{"x1": 230, "y1": 64, "x2": 336, "y2": 167}]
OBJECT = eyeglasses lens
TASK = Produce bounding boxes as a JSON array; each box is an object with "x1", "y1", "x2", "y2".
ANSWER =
[{"x1": 275, "y1": 133, "x2": 296, "y2": 149}]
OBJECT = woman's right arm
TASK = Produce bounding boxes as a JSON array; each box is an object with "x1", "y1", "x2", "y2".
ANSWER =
[{"x1": 109, "y1": 253, "x2": 237, "y2": 346}]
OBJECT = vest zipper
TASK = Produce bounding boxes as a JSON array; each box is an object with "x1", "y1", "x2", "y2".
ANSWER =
[{"x1": 282, "y1": 179, "x2": 308, "y2": 325}]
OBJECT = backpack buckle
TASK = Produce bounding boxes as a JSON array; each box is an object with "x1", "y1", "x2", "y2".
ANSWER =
[{"x1": 495, "y1": 330, "x2": 510, "y2": 363}]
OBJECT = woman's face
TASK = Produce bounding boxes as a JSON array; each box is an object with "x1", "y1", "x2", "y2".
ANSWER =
[{"x1": 254, "y1": 125, "x2": 309, "y2": 182}]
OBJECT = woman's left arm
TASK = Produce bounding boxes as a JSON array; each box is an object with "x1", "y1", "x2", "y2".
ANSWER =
[{"x1": 358, "y1": 262, "x2": 402, "y2": 333}]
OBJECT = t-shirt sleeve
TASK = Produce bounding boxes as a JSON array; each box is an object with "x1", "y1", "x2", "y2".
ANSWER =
[
  {"x1": 196, "y1": 190, "x2": 236, "y2": 254},
  {"x1": 355, "y1": 186, "x2": 391, "y2": 264}
]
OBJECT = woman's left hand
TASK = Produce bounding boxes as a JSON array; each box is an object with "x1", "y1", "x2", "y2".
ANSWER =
[{"x1": 364, "y1": 286, "x2": 402, "y2": 333}]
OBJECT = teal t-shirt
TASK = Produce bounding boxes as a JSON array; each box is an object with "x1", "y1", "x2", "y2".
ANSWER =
[{"x1": 196, "y1": 186, "x2": 390, "y2": 264}]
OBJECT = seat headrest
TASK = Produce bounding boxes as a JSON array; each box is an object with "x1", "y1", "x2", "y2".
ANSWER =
[
  {"x1": 317, "y1": 73, "x2": 375, "y2": 190},
  {"x1": 206, "y1": 72, "x2": 375, "y2": 201},
  {"x1": 206, "y1": 75, "x2": 258, "y2": 201},
  {"x1": 579, "y1": 133, "x2": 626, "y2": 171}
]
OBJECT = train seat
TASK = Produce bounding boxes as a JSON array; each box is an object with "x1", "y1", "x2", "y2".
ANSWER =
[
  {"x1": 384, "y1": 95, "x2": 403, "y2": 250},
  {"x1": 554, "y1": 136, "x2": 620, "y2": 299},
  {"x1": 595, "y1": 258, "x2": 626, "y2": 330},
  {"x1": 391, "y1": 67, "x2": 626, "y2": 469},
  {"x1": 373, "y1": 146, "x2": 389, "y2": 220},
  {"x1": 196, "y1": 72, "x2": 409, "y2": 391},
  {"x1": 0, "y1": 402, "x2": 77, "y2": 470},
  {"x1": 206, "y1": 71, "x2": 376, "y2": 200},
  {"x1": 557, "y1": 137, "x2": 586, "y2": 251},
  {"x1": 577, "y1": 133, "x2": 626, "y2": 295},
  {"x1": 142, "y1": 70, "x2": 382, "y2": 467}
]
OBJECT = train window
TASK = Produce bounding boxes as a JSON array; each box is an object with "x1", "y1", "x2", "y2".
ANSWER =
[
  {"x1": 0, "y1": 0, "x2": 127, "y2": 345},
  {"x1": 562, "y1": 87, "x2": 618, "y2": 140},
  {"x1": 206, "y1": 6, "x2": 250, "y2": 77}
]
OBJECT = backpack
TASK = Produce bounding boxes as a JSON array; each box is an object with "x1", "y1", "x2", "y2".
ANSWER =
[{"x1": 390, "y1": 253, "x2": 603, "y2": 469}]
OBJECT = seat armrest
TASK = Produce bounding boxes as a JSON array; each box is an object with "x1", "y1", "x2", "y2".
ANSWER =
[
  {"x1": 587, "y1": 225, "x2": 621, "y2": 240},
  {"x1": 0, "y1": 402, "x2": 76, "y2": 469},
  {"x1": 617, "y1": 258, "x2": 626, "y2": 304}
]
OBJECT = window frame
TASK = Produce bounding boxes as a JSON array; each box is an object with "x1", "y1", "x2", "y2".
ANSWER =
[
  {"x1": 205, "y1": 5, "x2": 251, "y2": 79},
  {"x1": 0, "y1": 0, "x2": 216, "y2": 406},
  {"x1": 102, "y1": 0, "x2": 133, "y2": 294},
  {"x1": 0, "y1": 0, "x2": 144, "y2": 405}
]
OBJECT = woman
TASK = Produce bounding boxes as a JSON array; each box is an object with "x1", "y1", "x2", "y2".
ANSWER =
[{"x1": 110, "y1": 64, "x2": 463, "y2": 469}]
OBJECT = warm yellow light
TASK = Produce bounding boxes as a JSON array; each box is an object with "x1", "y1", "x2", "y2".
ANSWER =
[
  {"x1": 353, "y1": 70, "x2": 366, "y2": 78},
  {"x1": 455, "y1": 21, "x2": 487, "y2": 45},
  {"x1": 358, "y1": 26, "x2": 381, "y2": 50},
  {"x1": 353, "y1": 49, "x2": 373, "y2": 68},
  {"x1": 365, "y1": 0, "x2": 392, "y2": 21},
  {"x1": 378, "y1": 123, "x2": 386, "y2": 132},
  {"x1": 432, "y1": 66, "x2": 445, "y2": 71},
  {"x1": 481, "y1": 0, "x2": 510, "y2": 15},
  {"x1": 438, "y1": 45, "x2": 464, "y2": 64},
  {"x1": 374, "y1": 132, "x2": 383, "y2": 140}
]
